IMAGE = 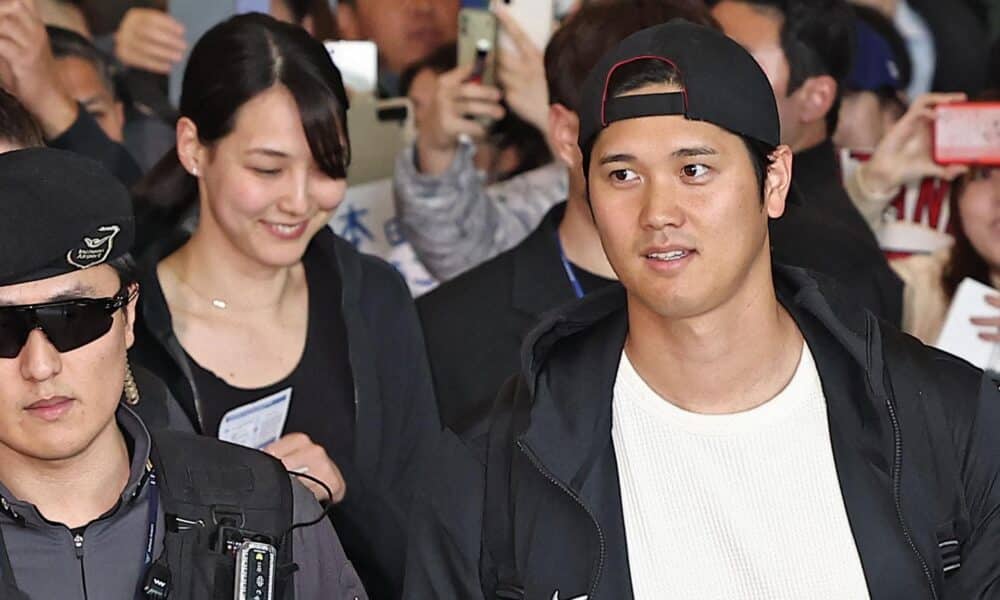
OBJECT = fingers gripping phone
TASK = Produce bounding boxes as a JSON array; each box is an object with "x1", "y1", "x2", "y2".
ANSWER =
[
  {"x1": 495, "y1": 0, "x2": 555, "y2": 53},
  {"x1": 934, "y1": 102, "x2": 1000, "y2": 166}
]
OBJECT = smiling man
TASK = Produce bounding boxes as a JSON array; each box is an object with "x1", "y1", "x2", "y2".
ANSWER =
[{"x1": 408, "y1": 20, "x2": 1000, "y2": 599}]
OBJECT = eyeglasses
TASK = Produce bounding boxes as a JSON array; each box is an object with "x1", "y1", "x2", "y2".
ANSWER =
[{"x1": 0, "y1": 287, "x2": 135, "y2": 359}]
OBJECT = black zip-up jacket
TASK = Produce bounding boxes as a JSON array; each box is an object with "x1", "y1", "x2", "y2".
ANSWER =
[
  {"x1": 405, "y1": 265, "x2": 1000, "y2": 599},
  {"x1": 130, "y1": 226, "x2": 440, "y2": 599}
]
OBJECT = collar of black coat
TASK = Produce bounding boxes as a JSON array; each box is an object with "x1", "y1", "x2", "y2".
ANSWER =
[
  {"x1": 511, "y1": 202, "x2": 577, "y2": 318},
  {"x1": 516, "y1": 263, "x2": 888, "y2": 489},
  {"x1": 788, "y1": 138, "x2": 842, "y2": 206},
  {"x1": 0, "y1": 405, "x2": 153, "y2": 528}
]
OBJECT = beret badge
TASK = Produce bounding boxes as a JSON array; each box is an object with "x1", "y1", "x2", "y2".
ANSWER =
[{"x1": 66, "y1": 225, "x2": 121, "y2": 270}]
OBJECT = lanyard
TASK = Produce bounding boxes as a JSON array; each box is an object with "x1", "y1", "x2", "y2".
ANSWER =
[
  {"x1": 555, "y1": 234, "x2": 585, "y2": 300},
  {"x1": 142, "y1": 469, "x2": 159, "y2": 567}
]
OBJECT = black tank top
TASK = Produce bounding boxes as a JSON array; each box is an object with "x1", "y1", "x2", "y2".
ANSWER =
[{"x1": 183, "y1": 249, "x2": 355, "y2": 465}]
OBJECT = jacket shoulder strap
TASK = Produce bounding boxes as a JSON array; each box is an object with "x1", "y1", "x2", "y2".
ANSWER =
[
  {"x1": 484, "y1": 375, "x2": 532, "y2": 600},
  {"x1": 148, "y1": 430, "x2": 296, "y2": 599}
]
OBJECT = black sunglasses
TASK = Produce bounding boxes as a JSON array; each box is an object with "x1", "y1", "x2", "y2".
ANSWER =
[{"x1": 0, "y1": 286, "x2": 134, "y2": 359}]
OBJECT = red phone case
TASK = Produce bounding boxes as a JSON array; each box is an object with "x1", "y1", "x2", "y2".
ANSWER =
[{"x1": 933, "y1": 102, "x2": 1000, "y2": 166}]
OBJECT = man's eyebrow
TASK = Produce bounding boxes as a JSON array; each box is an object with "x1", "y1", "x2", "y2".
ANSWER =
[
  {"x1": 598, "y1": 153, "x2": 636, "y2": 165},
  {"x1": 0, "y1": 284, "x2": 100, "y2": 307},
  {"x1": 672, "y1": 146, "x2": 718, "y2": 158}
]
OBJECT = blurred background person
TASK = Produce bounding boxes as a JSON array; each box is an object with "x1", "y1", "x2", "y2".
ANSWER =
[
  {"x1": 833, "y1": 4, "x2": 911, "y2": 152},
  {"x1": 394, "y1": 5, "x2": 567, "y2": 281},
  {"x1": 0, "y1": 0, "x2": 142, "y2": 183},
  {"x1": 710, "y1": 0, "x2": 904, "y2": 325},
  {"x1": 0, "y1": 88, "x2": 44, "y2": 152},
  {"x1": 894, "y1": 162, "x2": 1000, "y2": 345},
  {"x1": 336, "y1": 0, "x2": 460, "y2": 97}
]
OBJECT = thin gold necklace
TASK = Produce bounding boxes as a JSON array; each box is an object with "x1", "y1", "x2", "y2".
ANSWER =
[{"x1": 163, "y1": 264, "x2": 290, "y2": 312}]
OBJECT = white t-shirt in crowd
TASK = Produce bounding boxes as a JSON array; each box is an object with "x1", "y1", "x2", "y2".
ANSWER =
[{"x1": 611, "y1": 342, "x2": 871, "y2": 599}]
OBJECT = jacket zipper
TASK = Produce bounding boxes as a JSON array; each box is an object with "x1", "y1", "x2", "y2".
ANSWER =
[
  {"x1": 73, "y1": 531, "x2": 89, "y2": 600},
  {"x1": 518, "y1": 441, "x2": 605, "y2": 600},
  {"x1": 883, "y1": 388, "x2": 938, "y2": 600}
]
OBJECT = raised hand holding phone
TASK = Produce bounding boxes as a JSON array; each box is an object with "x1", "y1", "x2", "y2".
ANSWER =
[
  {"x1": 857, "y1": 93, "x2": 969, "y2": 198},
  {"x1": 494, "y1": 4, "x2": 550, "y2": 135}
]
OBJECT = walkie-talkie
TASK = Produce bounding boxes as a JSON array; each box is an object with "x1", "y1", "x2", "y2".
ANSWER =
[{"x1": 234, "y1": 540, "x2": 276, "y2": 600}]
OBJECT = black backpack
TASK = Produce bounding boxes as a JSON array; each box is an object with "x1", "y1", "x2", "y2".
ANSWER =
[{"x1": 0, "y1": 429, "x2": 296, "y2": 600}]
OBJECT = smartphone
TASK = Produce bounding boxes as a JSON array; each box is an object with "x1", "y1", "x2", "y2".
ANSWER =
[
  {"x1": 345, "y1": 94, "x2": 414, "y2": 185},
  {"x1": 168, "y1": 0, "x2": 270, "y2": 106},
  {"x1": 934, "y1": 102, "x2": 1000, "y2": 166},
  {"x1": 325, "y1": 40, "x2": 378, "y2": 95},
  {"x1": 457, "y1": 8, "x2": 498, "y2": 88},
  {"x1": 494, "y1": 0, "x2": 555, "y2": 53}
]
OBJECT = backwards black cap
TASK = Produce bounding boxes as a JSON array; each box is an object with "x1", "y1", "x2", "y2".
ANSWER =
[
  {"x1": 0, "y1": 148, "x2": 135, "y2": 286},
  {"x1": 578, "y1": 20, "x2": 780, "y2": 168}
]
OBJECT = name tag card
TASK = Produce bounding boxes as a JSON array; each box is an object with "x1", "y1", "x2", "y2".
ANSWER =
[{"x1": 217, "y1": 388, "x2": 292, "y2": 449}]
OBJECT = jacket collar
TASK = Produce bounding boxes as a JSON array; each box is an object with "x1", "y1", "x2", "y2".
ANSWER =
[
  {"x1": 518, "y1": 264, "x2": 889, "y2": 491},
  {"x1": 0, "y1": 405, "x2": 154, "y2": 528},
  {"x1": 517, "y1": 264, "x2": 929, "y2": 596},
  {"x1": 510, "y1": 202, "x2": 579, "y2": 319}
]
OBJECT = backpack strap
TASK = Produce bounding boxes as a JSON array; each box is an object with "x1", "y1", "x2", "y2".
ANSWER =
[
  {"x1": 484, "y1": 375, "x2": 532, "y2": 600},
  {"x1": 148, "y1": 430, "x2": 296, "y2": 600}
]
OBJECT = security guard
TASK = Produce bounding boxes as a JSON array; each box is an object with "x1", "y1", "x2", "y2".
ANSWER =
[{"x1": 0, "y1": 147, "x2": 367, "y2": 599}]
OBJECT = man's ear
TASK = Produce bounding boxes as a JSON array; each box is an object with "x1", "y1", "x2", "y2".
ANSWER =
[
  {"x1": 764, "y1": 145, "x2": 794, "y2": 219},
  {"x1": 546, "y1": 103, "x2": 582, "y2": 170},
  {"x1": 336, "y1": 3, "x2": 362, "y2": 40},
  {"x1": 794, "y1": 74, "x2": 838, "y2": 128},
  {"x1": 176, "y1": 117, "x2": 204, "y2": 178}
]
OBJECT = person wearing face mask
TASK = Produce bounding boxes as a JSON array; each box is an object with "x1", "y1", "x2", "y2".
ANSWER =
[{"x1": 129, "y1": 14, "x2": 439, "y2": 600}]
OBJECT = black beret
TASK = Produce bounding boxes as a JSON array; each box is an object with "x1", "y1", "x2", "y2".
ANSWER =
[
  {"x1": 578, "y1": 20, "x2": 780, "y2": 167},
  {"x1": 0, "y1": 148, "x2": 135, "y2": 286}
]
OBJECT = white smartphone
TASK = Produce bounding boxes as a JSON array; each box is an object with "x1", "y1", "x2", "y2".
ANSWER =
[
  {"x1": 168, "y1": 0, "x2": 270, "y2": 106},
  {"x1": 493, "y1": 0, "x2": 555, "y2": 53},
  {"x1": 325, "y1": 40, "x2": 378, "y2": 95}
]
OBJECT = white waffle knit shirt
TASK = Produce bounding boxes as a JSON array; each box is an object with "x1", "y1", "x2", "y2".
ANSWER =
[{"x1": 611, "y1": 342, "x2": 872, "y2": 599}]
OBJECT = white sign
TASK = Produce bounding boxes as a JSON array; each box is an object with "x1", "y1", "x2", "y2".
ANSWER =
[
  {"x1": 936, "y1": 278, "x2": 1000, "y2": 369},
  {"x1": 217, "y1": 387, "x2": 293, "y2": 450},
  {"x1": 331, "y1": 179, "x2": 439, "y2": 296}
]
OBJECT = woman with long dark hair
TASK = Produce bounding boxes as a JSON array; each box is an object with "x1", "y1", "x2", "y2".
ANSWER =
[
  {"x1": 894, "y1": 165, "x2": 1000, "y2": 344},
  {"x1": 129, "y1": 14, "x2": 438, "y2": 598}
]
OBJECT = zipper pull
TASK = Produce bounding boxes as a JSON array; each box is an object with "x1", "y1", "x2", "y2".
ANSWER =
[{"x1": 73, "y1": 532, "x2": 84, "y2": 559}]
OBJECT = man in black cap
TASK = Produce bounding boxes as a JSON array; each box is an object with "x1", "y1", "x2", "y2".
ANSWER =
[
  {"x1": 709, "y1": 0, "x2": 905, "y2": 326},
  {"x1": 0, "y1": 148, "x2": 366, "y2": 599},
  {"x1": 406, "y1": 20, "x2": 1000, "y2": 599}
]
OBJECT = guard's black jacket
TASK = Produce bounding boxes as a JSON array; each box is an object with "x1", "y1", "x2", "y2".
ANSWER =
[
  {"x1": 405, "y1": 265, "x2": 1000, "y2": 600},
  {"x1": 131, "y1": 226, "x2": 440, "y2": 600}
]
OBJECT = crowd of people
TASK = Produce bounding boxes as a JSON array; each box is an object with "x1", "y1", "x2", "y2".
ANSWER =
[{"x1": 1, "y1": 0, "x2": 1000, "y2": 598}]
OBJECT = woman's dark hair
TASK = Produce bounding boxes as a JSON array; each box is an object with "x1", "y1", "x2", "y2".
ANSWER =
[
  {"x1": 132, "y1": 13, "x2": 350, "y2": 247},
  {"x1": 943, "y1": 172, "x2": 993, "y2": 299},
  {"x1": 606, "y1": 58, "x2": 776, "y2": 199},
  {"x1": 942, "y1": 90, "x2": 1000, "y2": 299}
]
